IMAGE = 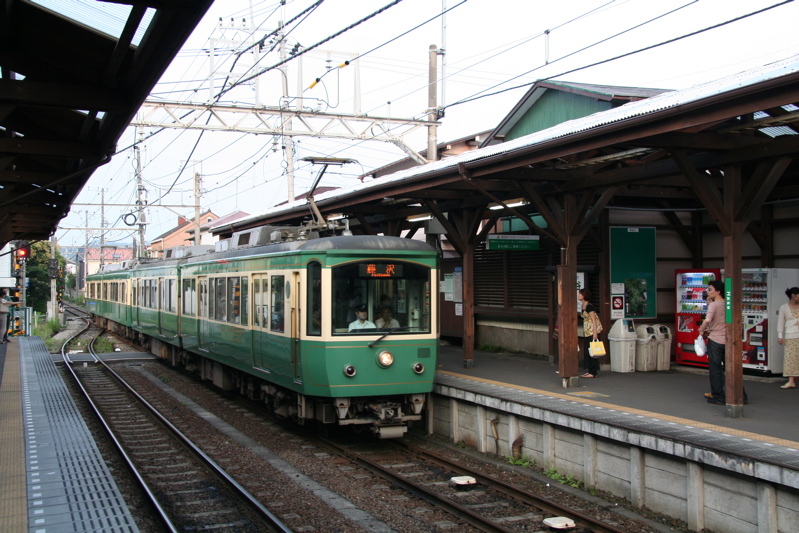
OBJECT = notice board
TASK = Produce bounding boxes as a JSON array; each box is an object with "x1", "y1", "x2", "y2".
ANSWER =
[{"x1": 610, "y1": 227, "x2": 656, "y2": 319}]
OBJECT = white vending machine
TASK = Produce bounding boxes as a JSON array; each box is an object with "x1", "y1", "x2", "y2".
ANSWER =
[{"x1": 740, "y1": 268, "x2": 799, "y2": 374}]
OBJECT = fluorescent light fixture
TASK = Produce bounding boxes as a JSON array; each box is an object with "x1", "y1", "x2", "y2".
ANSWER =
[
  {"x1": 489, "y1": 199, "x2": 528, "y2": 210},
  {"x1": 327, "y1": 213, "x2": 346, "y2": 221},
  {"x1": 407, "y1": 214, "x2": 433, "y2": 222}
]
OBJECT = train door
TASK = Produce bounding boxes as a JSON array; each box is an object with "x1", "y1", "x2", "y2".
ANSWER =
[
  {"x1": 252, "y1": 274, "x2": 269, "y2": 371},
  {"x1": 132, "y1": 279, "x2": 140, "y2": 328},
  {"x1": 198, "y1": 276, "x2": 210, "y2": 351},
  {"x1": 157, "y1": 277, "x2": 164, "y2": 335},
  {"x1": 289, "y1": 271, "x2": 301, "y2": 382}
]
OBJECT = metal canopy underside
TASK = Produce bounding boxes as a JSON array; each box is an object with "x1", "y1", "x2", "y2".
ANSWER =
[
  {"x1": 217, "y1": 57, "x2": 799, "y2": 243},
  {"x1": 0, "y1": 0, "x2": 213, "y2": 248}
]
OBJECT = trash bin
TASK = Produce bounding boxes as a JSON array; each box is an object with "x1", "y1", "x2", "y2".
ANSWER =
[
  {"x1": 654, "y1": 324, "x2": 672, "y2": 371},
  {"x1": 608, "y1": 319, "x2": 636, "y2": 373},
  {"x1": 635, "y1": 325, "x2": 658, "y2": 372}
]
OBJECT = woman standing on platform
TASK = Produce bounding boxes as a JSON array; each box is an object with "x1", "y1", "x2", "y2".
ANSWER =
[
  {"x1": 578, "y1": 288, "x2": 602, "y2": 378},
  {"x1": 0, "y1": 289, "x2": 17, "y2": 344},
  {"x1": 777, "y1": 286, "x2": 799, "y2": 389}
]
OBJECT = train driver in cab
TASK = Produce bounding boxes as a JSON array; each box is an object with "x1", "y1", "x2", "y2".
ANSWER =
[
  {"x1": 376, "y1": 306, "x2": 400, "y2": 329},
  {"x1": 349, "y1": 304, "x2": 375, "y2": 331}
]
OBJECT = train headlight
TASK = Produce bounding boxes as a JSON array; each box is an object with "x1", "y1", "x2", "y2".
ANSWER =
[
  {"x1": 413, "y1": 362, "x2": 425, "y2": 374},
  {"x1": 343, "y1": 364, "x2": 357, "y2": 377},
  {"x1": 377, "y1": 350, "x2": 394, "y2": 367}
]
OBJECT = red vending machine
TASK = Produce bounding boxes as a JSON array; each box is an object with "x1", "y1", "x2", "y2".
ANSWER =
[{"x1": 675, "y1": 268, "x2": 722, "y2": 367}]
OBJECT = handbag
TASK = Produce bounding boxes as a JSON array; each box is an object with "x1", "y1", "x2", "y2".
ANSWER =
[
  {"x1": 694, "y1": 335, "x2": 706, "y2": 356},
  {"x1": 589, "y1": 340, "x2": 606, "y2": 358}
]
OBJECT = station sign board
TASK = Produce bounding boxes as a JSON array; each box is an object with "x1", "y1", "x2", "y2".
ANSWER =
[{"x1": 487, "y1": 234, "x2": 540, "y2": 251}]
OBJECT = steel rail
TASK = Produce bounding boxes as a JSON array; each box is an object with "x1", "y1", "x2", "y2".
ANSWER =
[
  {"x1": 83, "y1": 328, "x2": 293, "y2": 533},
  {"x1": 392, "y1": 440, "x2": 629, "y2": 533}
]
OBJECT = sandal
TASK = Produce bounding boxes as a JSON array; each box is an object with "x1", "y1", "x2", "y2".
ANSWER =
[{"x1": 581, "y1": 373, "x2": 596, "y2": 378}]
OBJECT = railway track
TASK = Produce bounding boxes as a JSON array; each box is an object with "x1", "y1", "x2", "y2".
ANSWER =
[
  {"x1": 59, "y1": 316, "x2": 291, "y2": 533},
  {"x1": 62, "y1": 302, "x2": 667, "y2": 532},
  {"x1": 318, "y1": 437, "x2": 629, "y2": 533}
]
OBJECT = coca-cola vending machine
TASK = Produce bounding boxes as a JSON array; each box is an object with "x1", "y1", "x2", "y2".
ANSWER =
[
  {"x1": 740, "y1": 268, "x2": 799, "y2": 374},
  {"x1": 675, "y1": 268, "x2": 722, "y2": 367}
]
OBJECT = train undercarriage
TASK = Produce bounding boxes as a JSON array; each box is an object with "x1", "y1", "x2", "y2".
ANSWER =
[{"x1": 95, "y1": 317, "x2": 427, "y2": 439}]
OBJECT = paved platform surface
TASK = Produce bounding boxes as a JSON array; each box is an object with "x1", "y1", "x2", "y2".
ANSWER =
[
  {"x1": 0, "y1": 338, "x2": 138, "y2": 533},
  {"x1": 436, "y1": 344, "x2": 799, "y2": 446}
]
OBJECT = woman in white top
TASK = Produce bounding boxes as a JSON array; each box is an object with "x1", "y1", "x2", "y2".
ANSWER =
[{"x1": 777, "y1": 286, "x2": 799, "y2": 389}]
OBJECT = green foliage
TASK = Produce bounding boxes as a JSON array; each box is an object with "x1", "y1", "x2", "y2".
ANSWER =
[
  {"x1": 477, "y1": 344, "x2": 504, "y2": 353},
  {"x1": 544, "y1": 467, "x2": 583, "y2": 489},
  {"x1": 507, "y1": 455, "x2": 535, "y2": 468},
  {"x1": 22, "y1": 241, "x2": 67, "y2": 313},
  {"x1": 33, "y1": 318, "x2": 63, "y2": 352},
  {"x1": 93, "y1": 336, "x2": 114, "y2": 353}
]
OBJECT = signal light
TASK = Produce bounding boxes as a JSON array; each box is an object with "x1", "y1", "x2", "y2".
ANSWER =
[{"x1": 16, "y1": 241, "x2": 30, "y2": 262}]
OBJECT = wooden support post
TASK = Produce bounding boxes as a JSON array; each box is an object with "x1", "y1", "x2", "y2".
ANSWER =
[
  {"x1": 462, "y1": 245, "x2": 475, "y2": 368},
  {"x1": 724, "y1": 167, "x2": 746, "y2": 417},
  {"x1": 558, "y1": 244, "x2": 579, "y2": 386}
]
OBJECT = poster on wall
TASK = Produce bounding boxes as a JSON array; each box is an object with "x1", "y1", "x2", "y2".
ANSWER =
[{"x1": 610, "y1": 227, "x2": 657, "y2": 319}]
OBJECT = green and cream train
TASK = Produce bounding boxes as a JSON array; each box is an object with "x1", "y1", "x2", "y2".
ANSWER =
[{"x1": 86, "y1": 225, "x2": 438, "y2": 438}]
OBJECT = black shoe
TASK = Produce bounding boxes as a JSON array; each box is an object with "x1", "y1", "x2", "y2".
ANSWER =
[{"x1": 707, "y1": 398, "x2": 724, "y2": 405}]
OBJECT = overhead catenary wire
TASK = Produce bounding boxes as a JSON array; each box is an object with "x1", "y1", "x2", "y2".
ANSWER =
[{"x1": 446, "y1": 0, "x2": 794, "y2": 109}]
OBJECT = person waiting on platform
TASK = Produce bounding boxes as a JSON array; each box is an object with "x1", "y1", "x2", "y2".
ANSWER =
[
  {"x1": 349, "y1": 304, "x2": 375, "y2": 331},
  {"x1": 578, "y1": 288, "x2": 602, "y2": 378},
  {"x1": 376, "y1": 306, "x2": 400, "y2": 329},
  {"x1": 777, "y1": 286, "x2": 799, "y2": 389},
  {"x1": 699, "y1": 280, "x2": 748, "y2": 405},
  {"x1": 0, "y1": 289, "x2": 19, "y2": 343}
]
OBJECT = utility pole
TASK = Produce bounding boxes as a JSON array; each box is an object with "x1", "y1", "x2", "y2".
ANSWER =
[
  {"x1": 194, "y1": 171, "x2": 202, "y2": 245},
  {"x1": 100, "y1": 189, "x2": 105, "y2": 268},
  {"x1": 135, "y1": 128, "x2": 148, "y2": 258},
  {"x1": 83, "y1": 211, "x2": 89, "y2": 294},
  {"x1": 278, "y1": 20, "x2": 296, "y2": 203},
  {"x1": 49, "y1": 235, "x2": 58, "y2": 320},
  {"x1": 427, "y1": 45, "x2": 439, "y2": 162}
]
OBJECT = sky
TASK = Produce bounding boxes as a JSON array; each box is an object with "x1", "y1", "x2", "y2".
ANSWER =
[{"x1": 55, "y1": 0, "x2": 799, "y2": 249}]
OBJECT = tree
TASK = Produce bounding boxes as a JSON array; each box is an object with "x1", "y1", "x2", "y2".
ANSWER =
[{"x1": 25, "y1": 241, "x2": 66, "y2": 313}]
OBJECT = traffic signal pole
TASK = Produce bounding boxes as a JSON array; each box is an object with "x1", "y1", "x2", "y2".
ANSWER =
[{"x1": 50, "y1": 235, "x2": 58, "y2": 321}]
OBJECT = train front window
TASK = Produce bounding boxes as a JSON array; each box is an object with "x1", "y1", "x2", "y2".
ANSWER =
[{"x1": 331, "y1": 261, "x2": 431, "y2": 335}]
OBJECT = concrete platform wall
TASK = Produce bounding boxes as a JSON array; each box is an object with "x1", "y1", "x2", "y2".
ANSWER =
[{"x1": 431, "y1": 387, "x2": 799, "y2": 533}]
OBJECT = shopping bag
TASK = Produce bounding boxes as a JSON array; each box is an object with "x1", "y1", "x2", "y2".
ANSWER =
[
  {"x1": 694, "y1": 335, "x2": 706, "y2": 356},
  {"x1": 589, "y1": 341, "x2": 606, "y2": 357}
]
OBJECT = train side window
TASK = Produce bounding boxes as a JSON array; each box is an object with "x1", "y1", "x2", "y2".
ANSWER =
[
  {"x1": 164, "y1": 279, "x2": 176, "y2": 313},
  {"x1": 199, "y1": 278, "x2": 208, "y2": 318},
  {"x1": 307, "y1": 262, "x2": 321, "y2": 336},
  {"x1": 214, "y1": 278, "x2": 226, "y2": 321},
  {"x1": 240, "y1": 277, "x2": 248, "y2": 326},
  {"x1": 150, "y1": 279, "x2": 157, "y2": 310},
  {"x1": 182, "y1": 279, "x2": 196, "y2": 316},
  {"x1": 271, "y1": 275, "x2": 284, "y2": 332},
  {"x1": 253, "y1": 276, "x2": 267, "y2": 328},
  {"x1": 227, "y1": 277, "x2": 241, "y2": 324}
]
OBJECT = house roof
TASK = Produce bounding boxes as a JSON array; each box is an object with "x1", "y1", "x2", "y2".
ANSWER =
[
  {"x1": 480, "y1": 80, "x2": 673, "y2": 147},
  {"x1": 150, "y1": 210, "x2": 216, "y2": 243},
  {"x1": 0, "y1": 0, "x2": 213, "y2": 249},
  {"x1": 188, "y1": 211, "x2": 251, "y2": 235}
]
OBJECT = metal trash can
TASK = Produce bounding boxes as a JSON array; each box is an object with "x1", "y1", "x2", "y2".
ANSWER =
[
  {"x1": 608, "y1": 319, "x2": 636, "y2": 373},
  {"x1": 654, "y1": 324, "x2": 672, "y2": 371},
  {"x1": 635, "y1": 325, "x2": 658, "y2": 372}
]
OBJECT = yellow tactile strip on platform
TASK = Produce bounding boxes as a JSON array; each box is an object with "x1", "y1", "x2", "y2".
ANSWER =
[
  {"x1": 438, "y1": 370, "x2": 799, "y2": 450},
  {"x1": 0, "y1": 343, "x2": 27, "y2": 533}
]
